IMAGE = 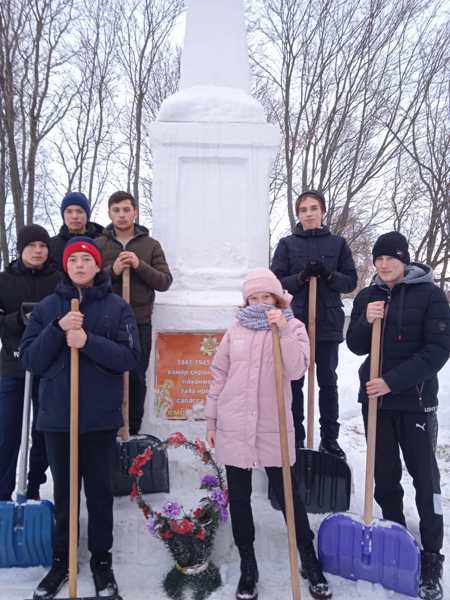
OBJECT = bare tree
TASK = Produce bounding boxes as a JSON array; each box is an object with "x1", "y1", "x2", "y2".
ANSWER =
[
  {"x1": 249, "y1": 0, "x2": 448, "y2": 244},
  {"x1": 0, "y1": 0, "x2": 75, "y2": 238},
  {"x1": 116, "y1": 0, "x2": 182, "y2": 217}
]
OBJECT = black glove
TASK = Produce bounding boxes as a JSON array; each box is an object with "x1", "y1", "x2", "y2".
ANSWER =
[
  {"x1": 20, "y1": 302, "x2": 37, "y2": 325},
  {"x1": 304, "y1": 260, "x2": 331, "y2": 279}
]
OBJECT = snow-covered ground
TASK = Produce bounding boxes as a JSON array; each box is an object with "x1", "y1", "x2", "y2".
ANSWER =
[{"x1": 1, "y1": 342, "x2": 449, "y2": 600}]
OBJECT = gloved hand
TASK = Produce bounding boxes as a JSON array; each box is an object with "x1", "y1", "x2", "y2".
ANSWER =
[
  {"x1": 20, "y1": 302, "x2": 37, "y2": 325},
  {"x1": 304, "y1": 260, "x2": 331, "y2": 279}
]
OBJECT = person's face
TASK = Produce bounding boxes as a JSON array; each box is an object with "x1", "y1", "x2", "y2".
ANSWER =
[
  {"x1": 63, "y1": 205, "x2": 88, "y2": 234},
  {"x1": 21, "y1": 242, "x2": 48, "y2": 269},
  {"x1": 247, "y1": 292, "x2": 277, "y2": 305},
  {"x1": 108, "y1": 199, "x2": 137, "y2": 231},
  {"x1": 297, "y1": 196, "x2": 324, "y2": 230},
  {"x1": 67, "y1": 252, "x2": 100, "y2": 287},
  {"x1": 374, "y1": 255, "x2": 405, "y2": 288}
]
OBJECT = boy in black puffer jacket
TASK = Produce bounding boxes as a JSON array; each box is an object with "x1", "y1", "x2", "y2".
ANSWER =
[
  {"x1": 0, "y1": 224, "x2": 60, "y2": 501},
  {"x1": 21, "y1": 237, "x2": 140, "y2": 600},
  {"x1": 271, "y1": 190, "x2": 357, "y2": 458},
  {"x1": 347, "y1": 231, "x2": 450, "y2": 600}
]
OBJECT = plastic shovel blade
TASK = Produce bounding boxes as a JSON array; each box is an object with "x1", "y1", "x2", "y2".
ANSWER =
[
  {"x1": 0, "y1": 499, "x2": 54, "y2": 567},
  {"x1": 296, "y1": 449, "x2": 351, "y2": 513},
  {"x1": 318, "y1": 513, "x2": 420, "y2": 597}
]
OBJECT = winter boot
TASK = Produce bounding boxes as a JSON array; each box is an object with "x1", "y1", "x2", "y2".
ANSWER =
[
  {"x1": 26, "y1": 484, "x2": 40, "y2": 500},
  {"x1": 33, "y1": 556, "x2": 68, "y2": 599},
  {"x1": 419, "y1": 551, "x2": 444, "y2": 600},
  {"x1": 318, "y1": 438, "x2": 346, "y2": 461},
  {"x1": 300, "y1": 543, "x2": 332, "y2": 599},
  {"x1": 236, "y1": 544, "x2": 259, "y2": 600},
  {"x1": 90, "y1": 552, "x2": 121, "y2": 598}
]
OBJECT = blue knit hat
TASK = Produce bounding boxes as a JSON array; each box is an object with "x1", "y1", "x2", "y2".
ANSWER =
[{"x1": 60, "y1": 192, "x2": 91, "y2": 219}]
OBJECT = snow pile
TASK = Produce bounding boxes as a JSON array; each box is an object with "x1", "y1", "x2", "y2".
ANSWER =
[{"x1": 158, "y1": 86, "x2": 267, "y2": 123}]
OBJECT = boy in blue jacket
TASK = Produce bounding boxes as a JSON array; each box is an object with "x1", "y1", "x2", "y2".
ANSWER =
[{"x1": 21, "y1": 237, "x2": 140, "y2": 600}]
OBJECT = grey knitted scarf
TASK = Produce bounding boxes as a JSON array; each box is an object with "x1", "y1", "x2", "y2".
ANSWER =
[{"x1": 237, "y1": 303, "x2": 294, "y2": 330}]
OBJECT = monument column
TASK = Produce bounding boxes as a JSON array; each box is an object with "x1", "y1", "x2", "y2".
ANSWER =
[{"x1": 146, "y1": 0, "x2": 280, "y2": 434}]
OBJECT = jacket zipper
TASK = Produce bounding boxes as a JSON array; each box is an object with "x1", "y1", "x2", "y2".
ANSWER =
[{"x1": 378, "y1": 289, "x2": 391, "y2": 409}]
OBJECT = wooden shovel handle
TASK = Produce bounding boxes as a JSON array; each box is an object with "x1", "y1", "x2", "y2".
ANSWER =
[
  {"x1": 69, "y1": 298, "x2": 80, "y2": 598},
  {"x1": 306, "y1": 276, "x2": 317, "y2": 449},
  {"x1": 271, "y1": 324, "x2": 302, "y2": 600},
  {"x1": 120, "y1": 267, "x2": 131, "y2": 442},
  {"x1": 363, "y1": 318, "x2": 382, "y2": 525}
]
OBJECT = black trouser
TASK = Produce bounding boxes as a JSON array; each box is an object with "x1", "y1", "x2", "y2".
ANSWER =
[
  {"x1": 45, "y1": 430, "x2": 117, "y2": 558},
  {"x1": 0, "y1": 375, "x2": 47, "y2": 499},
  {"x1": 129, "y1": 322, "x2": 152, "y2": 435},
  {"x1": 226, "y1": 465, "x2": 314, "y2": 553},
  {"x1": 362, "y1": 406, "x2": 443, "y2": 553},
  {"x1": 291, "y1": 340, "x2": 340, "y2": 445}
]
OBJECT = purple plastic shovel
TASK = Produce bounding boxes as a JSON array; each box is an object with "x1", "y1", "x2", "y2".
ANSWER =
[{"x1": 318, "y1": 319, "x2": 420, "y2": 597}]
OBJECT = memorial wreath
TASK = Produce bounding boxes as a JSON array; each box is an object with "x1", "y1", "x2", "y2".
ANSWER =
[{"x1": 129, "y1": 432, "x2": 228, "y2": 600}]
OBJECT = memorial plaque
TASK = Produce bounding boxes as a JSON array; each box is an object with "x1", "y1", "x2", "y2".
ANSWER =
[{"x1": 155, "y1": 332, "x2": 225, "y2": 419}]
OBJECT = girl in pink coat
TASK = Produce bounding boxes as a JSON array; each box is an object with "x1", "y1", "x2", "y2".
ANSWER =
[{"x1": 205, "y1": 268, "x2": 332, "y2": 600}]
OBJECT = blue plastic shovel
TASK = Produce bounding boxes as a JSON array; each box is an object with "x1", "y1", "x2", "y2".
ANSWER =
[
  {"x1": 318, "y1": 319, "x2": 421, "y2": 597},
  {"x1": 0, "y1": 371, "x2": 54, "y2": 567}
]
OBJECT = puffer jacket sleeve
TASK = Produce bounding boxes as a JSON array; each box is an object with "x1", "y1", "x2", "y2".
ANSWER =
[
  {"x1": 328, "y1": 238, "x2": 358, "y2": 293},
  {"x1": 134, "y1": 240, "x2": 173, "y2": 291},
  {"x1": 279, "y1": 318, "x2": 310, "y2": 379},
  {"x1": 20, "y1": 303, "x2": 67, "y2": 374},
  {"x1": 81, "y1": 302, "x2": 140, "y2": 372},
  {"x1": 346, "y1": 289, "x2": 372, "y2": 356},
  {"x1": 204, "y1": 331, "x2": 231, "y2": 427},
  {"x1": 271, "y1": 238, "x2": 306, "y2": 293},
  {"x1": 383, "y1": 285, "x2": 450, "y2": 393}
]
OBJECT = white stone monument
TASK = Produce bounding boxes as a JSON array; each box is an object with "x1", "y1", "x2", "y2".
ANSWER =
[{"x1": 145, "y1": 0, "x2": 280, "y2": 437}]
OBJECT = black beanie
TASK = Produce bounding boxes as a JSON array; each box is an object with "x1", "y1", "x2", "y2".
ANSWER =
[
  {"x1": 372, "y1": 231, "x2": 410, "y2": 265},
  {"x1": 17, "y1": 225, "x2": 50, "y2": 256},
  {"x1": 295, "y1": 189, "x2": 327, "y2": 214},
  {"x1": 60, "y1": 191, "x2": 91, "y2": 219}
]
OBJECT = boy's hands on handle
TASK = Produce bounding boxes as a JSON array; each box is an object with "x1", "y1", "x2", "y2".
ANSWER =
[
  {"x1": 266, "y1": 308, "x2": 287, "y2": 329},
  {"x1": 366, "y1": 301, "x2": 385, "y2": 324},
  {"x1": 366, "y1": 378, "x2": 390, "y2": 400},
  {"x1": 58, "y1": 310, "x2": 83, "y2": 331},
  {"x1": 66, "y1": 329, "x2": 87, "y2": 349},
  {"x1": 206, "y1": 430, "x2": 216, "y2": 449},
  {"x1": 113, "y1": 251, "x2": 139, "y2": 275}
]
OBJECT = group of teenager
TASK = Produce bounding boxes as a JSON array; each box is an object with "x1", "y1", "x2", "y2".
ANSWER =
[{"x1": 0, "y1": 189, "x2": 448, "y2": 600}]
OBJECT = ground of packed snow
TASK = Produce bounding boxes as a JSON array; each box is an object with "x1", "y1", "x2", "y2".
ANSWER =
[{"x1": 0, "y1": 342, "x2": 449, "y2": 600}]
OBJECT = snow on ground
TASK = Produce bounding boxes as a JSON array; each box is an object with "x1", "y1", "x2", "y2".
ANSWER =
[{"x1": 1, "y1": 342, "x2": 449, "y2": 600}]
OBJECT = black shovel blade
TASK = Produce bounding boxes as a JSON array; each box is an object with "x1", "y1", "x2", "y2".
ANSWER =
[{"x1": 296, "y1": 448, "x2": 351, "y2": 514}]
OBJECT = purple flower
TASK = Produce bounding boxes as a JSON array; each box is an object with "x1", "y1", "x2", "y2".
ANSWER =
[
  {"x1": 219, "y1": 506, "x2": 228, "y2": 524},
  {"x1": 146, "y1": 516, "x2": 159, "y2": 537},
  {"x1": 161, "y1": 501, "x2": 182, "y2": 518},
  {"x1": 209, "y1": 489, "x2": 227, "y2": 507},
  {"x1": 200, "y1": 475, "x2": 220, "y2": 490}
]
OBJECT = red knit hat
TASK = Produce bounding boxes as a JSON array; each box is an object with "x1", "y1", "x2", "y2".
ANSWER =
[{"x1": 62, "y1": 236, "x2": 102, "y2": 273}]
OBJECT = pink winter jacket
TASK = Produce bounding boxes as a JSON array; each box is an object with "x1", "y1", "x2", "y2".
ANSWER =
[{"x1": 205, "y1": 318, "x2": 309, "y2": 469}]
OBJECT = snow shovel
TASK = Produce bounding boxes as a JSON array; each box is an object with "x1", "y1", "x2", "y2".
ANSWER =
[
  {"x1": 318, "y1": 319, "x2": 420, "y2": 597},
  {"x1": 296, "y1": 276, "x2": 351, "y2": 513},
  {"x1": 112, "y1": 267, "x2": 169, "y2": 497},
  {"x1": 271, "y1": 324, "x2": 302, "y2": 600},
  {"x1": 0, "y1": 371, "x2": 54, "y2": 567}
]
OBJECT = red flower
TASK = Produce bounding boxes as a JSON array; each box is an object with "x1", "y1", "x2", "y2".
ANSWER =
[
  {"x1": 130, "y1": 481, "x2": 138, "y2": 500},
  {"x1": 161, "y1": 529, "x2": 174, "y2": 540},
  {"x1": 128, "y1": 447, "x2": 153, "y2": 477},
  {"x1": 193, "y1": 507, "x2": 204, "y2": 519},
  {"x1": 196, "y1": 529, "x2": 205, "y2": 541},
  {"x1": 194, "y1": 439, "x2": 209, "y2": 463},
  {"x1": 170, "y1": 518, "x2": 194, "y2": 535},
  {"x1": 167, "y1": 432, "x2": 187, "y2": 448}
]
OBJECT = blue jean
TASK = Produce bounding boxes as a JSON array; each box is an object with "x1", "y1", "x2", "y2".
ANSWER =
[{"x1": 0, "y1": 376, "x2": 48, "y2": 499}]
